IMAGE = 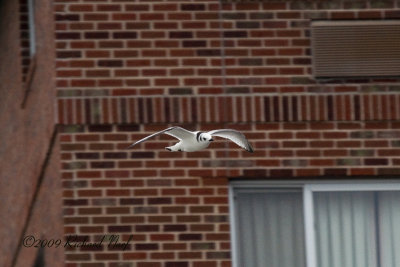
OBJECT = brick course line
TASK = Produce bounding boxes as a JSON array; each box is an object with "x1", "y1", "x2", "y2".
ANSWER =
[{"x1": 56, "y1": 94, "x2": 400, "y2": 124}]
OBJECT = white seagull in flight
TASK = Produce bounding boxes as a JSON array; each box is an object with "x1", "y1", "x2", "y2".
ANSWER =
[{"x1": 127, "y1": 126, "x2": 254, "y2": 153}]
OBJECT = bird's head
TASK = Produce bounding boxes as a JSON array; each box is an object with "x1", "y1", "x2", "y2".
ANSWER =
[{"x1": 203, "y1": 133, "x2": 214, "y2": 142}]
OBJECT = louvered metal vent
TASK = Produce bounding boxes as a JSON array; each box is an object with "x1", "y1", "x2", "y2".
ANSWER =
[{"x1": 312, "y1": 20, "x2": 400, "y2": 78}]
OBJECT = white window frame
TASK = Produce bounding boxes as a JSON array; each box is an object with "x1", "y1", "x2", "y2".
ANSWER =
[{"x1": 230, "y1": 180, "x2": 400, "y2": 267}]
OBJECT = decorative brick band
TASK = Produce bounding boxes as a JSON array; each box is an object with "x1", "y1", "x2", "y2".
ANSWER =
[{"x1": 57, "y1": 93, "x2": 400, "y2": 125}]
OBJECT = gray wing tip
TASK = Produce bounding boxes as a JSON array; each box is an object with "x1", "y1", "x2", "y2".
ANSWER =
[
  {"x1": 246, "y1": 143, "x2": 254, "y2": 153},
  {"x1": 126, "y1": 143, "x2": 135, "y2": 149}
]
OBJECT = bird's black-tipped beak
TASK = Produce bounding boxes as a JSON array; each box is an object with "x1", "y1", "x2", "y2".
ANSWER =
[{"x1": 209, "y1": 139, "x2": 214, "y2": 142}]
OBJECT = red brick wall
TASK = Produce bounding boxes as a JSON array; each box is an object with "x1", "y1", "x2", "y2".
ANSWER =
[
  {"x1": 55, "y1": 0, "x2": 400, "y2": 266},
  {"x1": 0, "y1": 0, "x2": 64, "y2": 266}
]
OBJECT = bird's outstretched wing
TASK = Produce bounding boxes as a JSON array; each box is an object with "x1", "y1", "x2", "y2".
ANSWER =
[
  {"x1": 164, "y1": 127, "x2": 193, "y2": 140},
  {"x1": 127, "y1": 126, "x2": 193, "y2": 148},
  {"x1": 208, "y1": 129, "x2": 254, "y2": 152}
]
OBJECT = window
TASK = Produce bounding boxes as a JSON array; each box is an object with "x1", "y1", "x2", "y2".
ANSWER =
[
  {"x1": 311, "y1": 20, "x2": 400, "y2": 78},
  {"x1": 20, "y1": 0, "x2": 37, "y2": 107},
  {"x1": 20, "y1": 0, "x2": 36, "y2": 82},
  {"x1": 230, "y1": 181, "x2": 400, "y2": 267}
]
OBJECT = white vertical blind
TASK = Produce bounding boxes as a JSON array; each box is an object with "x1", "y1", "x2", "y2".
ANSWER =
[
  {"x1": 235, "y1": 190, "x2": 305, "y2": 267},
  {"x1": 314, "y1": 192, "x2": 377, "y2": 267},
  {"x1": 379, "y1": 192, "x2": 400, "y2": 267},
  {"x1": 232, "y1": 183, "x2": 400, "y2": 267}
]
